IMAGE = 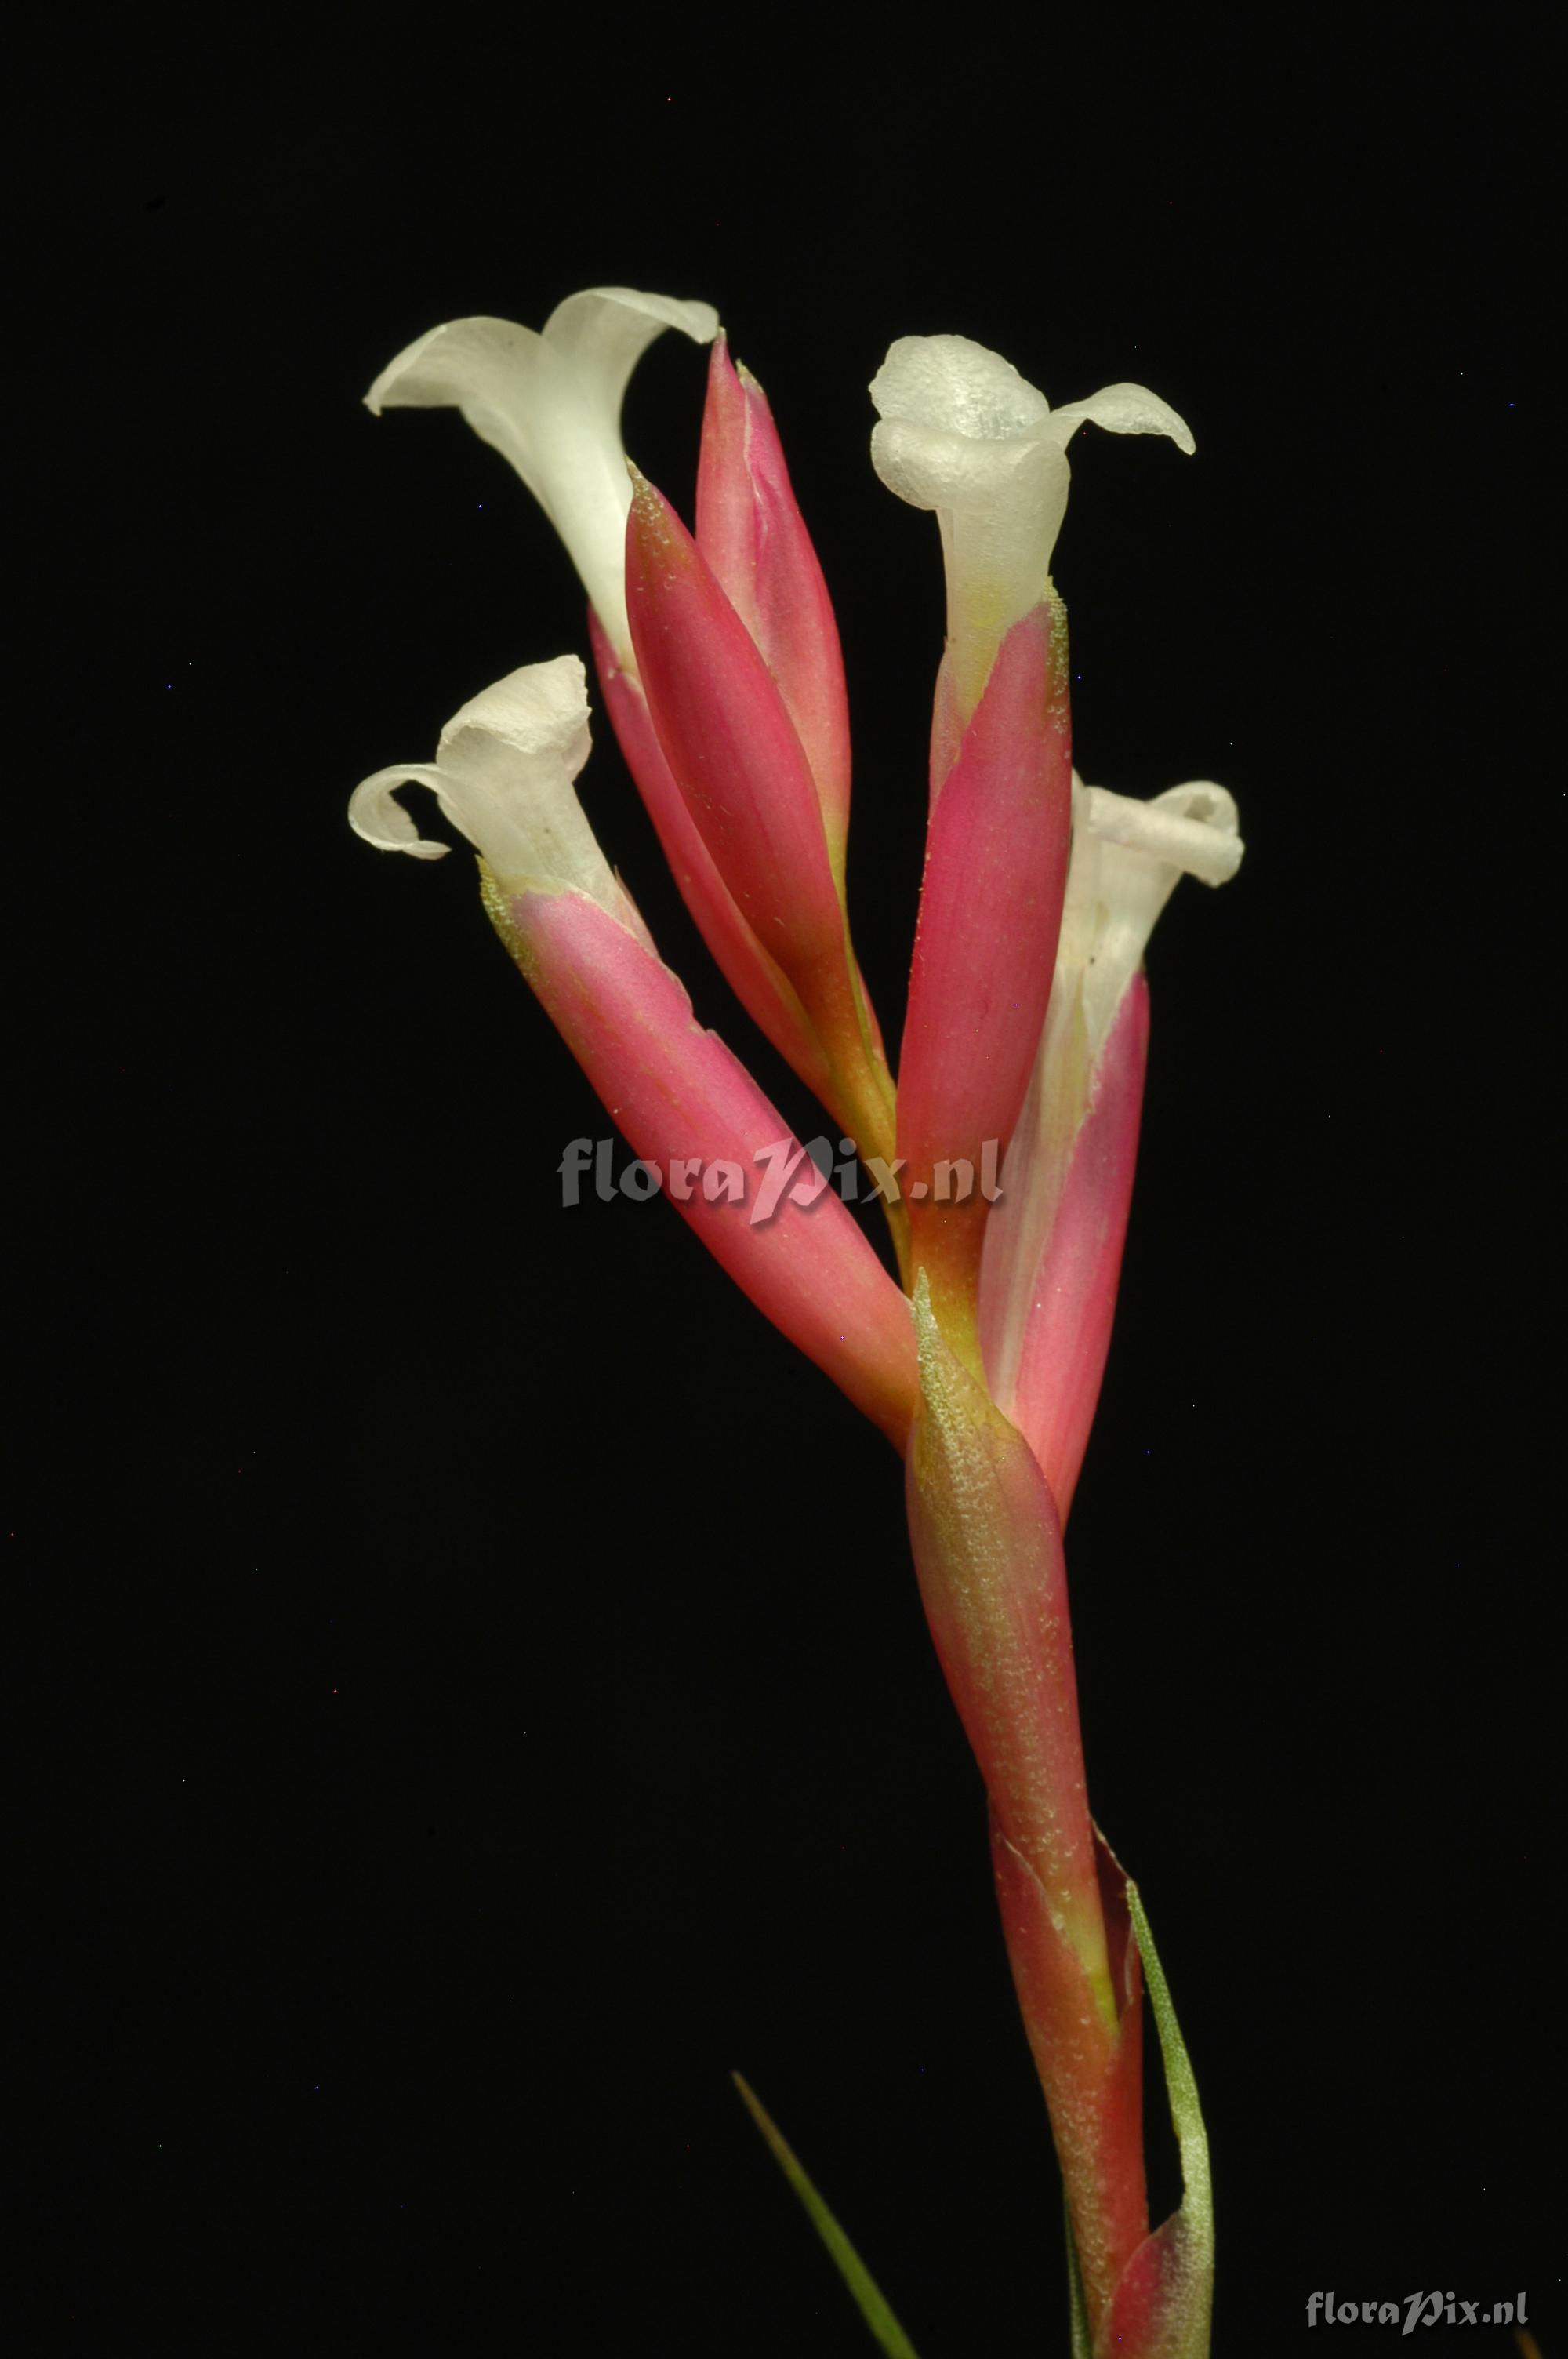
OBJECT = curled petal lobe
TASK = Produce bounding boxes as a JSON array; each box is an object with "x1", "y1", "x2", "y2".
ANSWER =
[
  {"x1": 696, "y1": 339, "x2": 853, "y2": 867},
  {"x1": 347, "y1": 761, "x2": 453, "y2": 861},
  {"x1": 1042, "y1": 381, "x2": 1195, "y2": 455},
  {"x1": 367, "y1": 289, "x2": 718, "y2": 663}
]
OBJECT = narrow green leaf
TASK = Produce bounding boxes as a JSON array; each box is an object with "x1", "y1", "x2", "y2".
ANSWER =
[
  {"x1": 731, "y1": 2073, "x2": 923, "y2": 2359},
  {"x1": 1127, "y1": 1884, "x2": 1212, "y2": 2270},
  {"x1": 1126, "y1": 1881, "x2": 1214, "y2": 2355}
]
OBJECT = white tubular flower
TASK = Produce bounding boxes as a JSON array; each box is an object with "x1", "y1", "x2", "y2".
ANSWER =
[
  {"x1": 1008, "y1": 772, "x2": 1243, "y2": 1251},
  {"x1": 979, "y1": 775, "x2": 1243, "y2": 1466},
  {"x1": 348, "y1": 654, "x2": 652, "y2": 945},
  {"x1": 1060, "y1": 775, "x2": 1242, "y2": 1070},
  {"x1": 368, "y1": 289, "x2": 720, "y2": 664},
  {"x1": 869, "y1": 335, "x2": 1194, "y2": 717}
]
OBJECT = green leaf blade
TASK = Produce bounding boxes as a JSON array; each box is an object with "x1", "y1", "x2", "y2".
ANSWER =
[{"x1": 731, "y1": 2073, "x2": 924, "y2": 2359}]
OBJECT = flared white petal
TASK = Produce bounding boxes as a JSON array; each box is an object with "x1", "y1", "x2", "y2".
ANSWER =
[
  {"x1": 870, "y1": 334, "x2": 1051, "y2": 442},
  {"x1": 539, "y1": 287, "x2": 720, "y2": 408},
  {"x1": 870, "y1": 335, "x2": 1194, "y2": 718},
  {"x1": 348, "y1": 655, "x2": 651, "y2": 941},
  {"x1": 367, "y1": 289, "x2": 718, "y2": 661},
  {"x1": 871, "y1": 337, "x2": 1069, "y2": 707}
]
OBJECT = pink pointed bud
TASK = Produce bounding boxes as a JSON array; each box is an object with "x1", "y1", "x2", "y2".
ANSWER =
[
  {"x1": 895, "y1": 599, "x2": 1073, "y2": 1355},
  {"x1": 626, "y1": 472, "x2": 895, "y2": 1163},
  {"x1": 982, "y1": 778, "x2": 1243, "y2": 1513},
  {"x1": 905, "y1": 1277, "x2": 1147, "y2": 2331},
  {"x1": 695, "y1": 337, "x2": 852, "y2": 873},
  {"x1": 586, "y1": 605, "x2": 840, "y2": 1110},
  {"x1": 626, "y1": 472, "x2": 842, "y2": 972}
]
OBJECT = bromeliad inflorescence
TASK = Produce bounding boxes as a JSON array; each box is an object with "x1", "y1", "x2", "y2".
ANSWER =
[{"x1": 348, "y1": 285, "x2": 1242, "y2": 2359}]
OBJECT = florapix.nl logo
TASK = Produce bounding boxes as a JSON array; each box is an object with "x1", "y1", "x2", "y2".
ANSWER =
[
  {"x1": 558, "y1": 1135, "x2": 1004, "y2": 1225},
  {"x1": 1305, "y1": 2289, "x2": 1533, "y2": 2335}
]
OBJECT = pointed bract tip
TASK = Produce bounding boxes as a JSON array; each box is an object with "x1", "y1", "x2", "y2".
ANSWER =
[
  {"x1": 626, "y1": 460, "x2": 675, "y2": 529},
  {"x1": 911, "y1": 1272, "x2": 949, "y2": 1380},
  {"x1": 626, "y1": 461, "x2": 672, "y2": 519},
  {"x1": 910, "y1": 1272, "x2": 971, "y2": 1404},
  {"x1": 706, "y1": 331, "x2": 766, "y2": 405},
  {"x1": 706, "y1": 333, "x2": 742, "y2": 396}
]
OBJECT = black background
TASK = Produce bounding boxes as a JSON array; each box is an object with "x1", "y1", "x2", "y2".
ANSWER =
[{"x1": 10, "y1": 14, "x2": 1558, "y2": 2355}]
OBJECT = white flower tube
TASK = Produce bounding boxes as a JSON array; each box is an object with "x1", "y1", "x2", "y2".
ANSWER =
[
  {"x1": 1059, "y1": 776, "x2": 1243, "y2": 1073},
  {"x1": 348, "y1": 654, "x2": 652, "y2": 947},
  {"x1": 980, "y1": 774, "x2": 1243, "y2": 1514},
  {"x1": 1007, "y1": 772, "x2": 1244, "y2": 1241},
  {"x1": 869, "y1": 335, "x2": 1193, "y2": 719},
  {"x1": 1011, "y1": 772, "x2": 1243, "y2": 1249},
  {"x1": 368, "y1": 289, "x2": 719, "y2": 664}
]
